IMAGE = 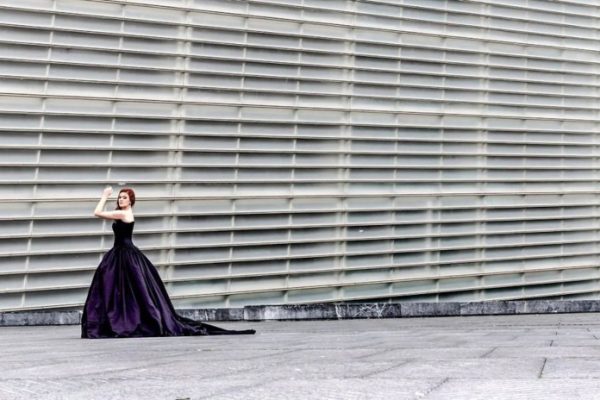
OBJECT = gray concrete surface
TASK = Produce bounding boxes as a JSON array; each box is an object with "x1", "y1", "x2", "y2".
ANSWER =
[{"x1": 2, "y1": 314, "x2": 600, "y2": 399}]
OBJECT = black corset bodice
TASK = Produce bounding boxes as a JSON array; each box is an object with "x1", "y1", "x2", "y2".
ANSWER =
[{"x1": 112, "y1": 220, "x2": 135, "y2": 247}]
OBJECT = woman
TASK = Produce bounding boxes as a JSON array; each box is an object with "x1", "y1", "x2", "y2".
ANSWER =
[{"x1": 81, "y1": 186, "x2": 255, "y2": 338}]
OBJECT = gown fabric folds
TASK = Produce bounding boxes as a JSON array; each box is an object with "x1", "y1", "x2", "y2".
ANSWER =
[{"x1": 82, "y1": 220, "x2": 255, "y2": 338}]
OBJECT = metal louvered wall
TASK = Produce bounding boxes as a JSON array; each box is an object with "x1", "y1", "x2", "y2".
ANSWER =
[{"x1": 1, "y1": 0, "x2": 600, "y2": 312}]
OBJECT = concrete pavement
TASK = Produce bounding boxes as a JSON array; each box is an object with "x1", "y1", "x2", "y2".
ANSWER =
[{"x1": 2, "y1": 313, "x2": 600, "y2": 399}]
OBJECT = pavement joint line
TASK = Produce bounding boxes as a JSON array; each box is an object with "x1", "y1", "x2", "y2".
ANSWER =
[
  {"x1": 235, "y1": 348, "x2": 300, "y2": 361},
  {"x1": 479, "y1": 347, "x2": 497, "y2": 358},
  {"x1": 418, "y1": 377, "x2": 450, "y2": 399},
  {"x1": 538, "y1": 357, "x2": 548, "y2": 379},
  {"x1": 353, "y1": 348, "x2": 396, "y2": 360},
  {"x1": 353, "y1": 359, "x2": 412, "y2": 379}
]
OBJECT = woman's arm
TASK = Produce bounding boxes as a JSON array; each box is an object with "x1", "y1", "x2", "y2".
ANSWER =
[{"x1": 94, "y1": 187, "x2": 126, "y2": 220}]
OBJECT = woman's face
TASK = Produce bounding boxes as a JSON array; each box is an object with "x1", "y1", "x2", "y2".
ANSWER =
[{"x1": 118, "y1": 192, "x2": 131, "y2": 209}]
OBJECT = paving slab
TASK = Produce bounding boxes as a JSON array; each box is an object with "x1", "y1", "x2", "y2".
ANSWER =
[{"x1": 2, "y1": 314, "x2": 600, "y2": 399}]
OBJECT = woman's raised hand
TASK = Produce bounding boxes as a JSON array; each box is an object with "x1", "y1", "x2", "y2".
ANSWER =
[{"x1": 102, "y1": 186, "x2": 113, "y2": 197}]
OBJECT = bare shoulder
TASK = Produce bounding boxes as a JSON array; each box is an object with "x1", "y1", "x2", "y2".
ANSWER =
[{"x1": 121, "y1": 211, "x2": 135, "y2": 223}]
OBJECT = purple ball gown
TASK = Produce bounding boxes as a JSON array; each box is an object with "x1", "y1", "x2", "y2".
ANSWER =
[{"x1": 81, "y1": 219, "x2": 255, "y2": 338}]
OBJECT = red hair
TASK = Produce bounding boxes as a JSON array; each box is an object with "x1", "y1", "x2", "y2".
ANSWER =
[{"x1": 116, "y1": 188, "x2": 136, "y2": 209}]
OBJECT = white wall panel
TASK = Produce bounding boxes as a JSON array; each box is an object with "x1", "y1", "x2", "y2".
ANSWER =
[{"x1": 1, "y1": 0, "x2": 600, "y2": 311}]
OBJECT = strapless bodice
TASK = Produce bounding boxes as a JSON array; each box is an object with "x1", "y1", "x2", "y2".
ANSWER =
[{"x1": 112, "y1": 220, "x2": 134, "y2": 247}]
